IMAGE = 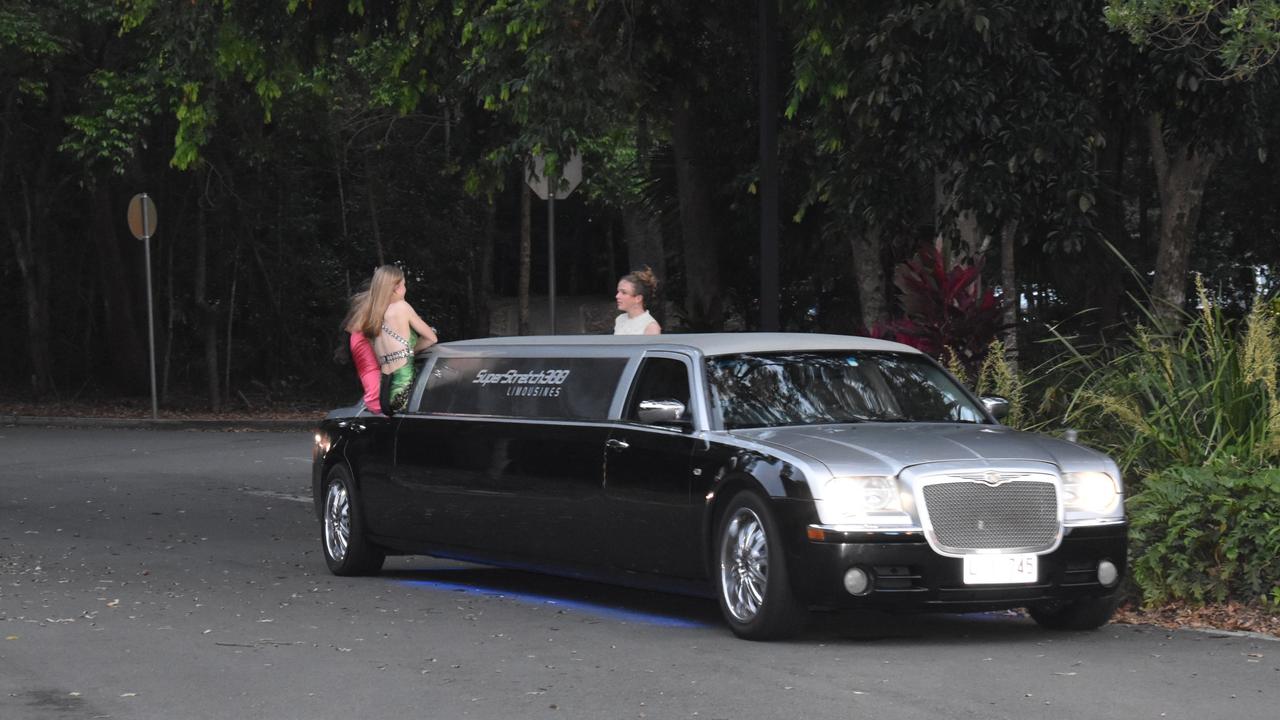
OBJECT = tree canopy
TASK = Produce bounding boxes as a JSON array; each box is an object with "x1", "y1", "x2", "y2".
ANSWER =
[{"x1": 2, "y1": 0, "x2": 1278, "y2": 408}]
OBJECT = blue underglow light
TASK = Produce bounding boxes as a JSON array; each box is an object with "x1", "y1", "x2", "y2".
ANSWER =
[{"x1": 400, "y1": 578, "x2": 710, "y2": 629}]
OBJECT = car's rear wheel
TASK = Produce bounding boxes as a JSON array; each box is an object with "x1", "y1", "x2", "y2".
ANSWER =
[
  {"x1": 1028, "y1": 593, "x2": 1121, "y2": 630},
  {"x1": 322, "y1": 465, "x2": 385, "y2": 576},
  {"x1": 714, "y1": 490, "x2": 805, "y2": 640}
]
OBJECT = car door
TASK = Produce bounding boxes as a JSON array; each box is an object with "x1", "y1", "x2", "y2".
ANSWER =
[
  {"x1": 603, "y1": 353, "x2": 702, "y2": 579},
  {"x1": 389, "y1": 354, "x2": 620, "y2": 568}
]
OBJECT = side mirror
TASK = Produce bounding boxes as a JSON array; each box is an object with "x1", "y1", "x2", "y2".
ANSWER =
[
  {"x1": 637, "y1": 398, "x2": 687, "y2": 426},
  {"x1": 981, "y1": 396, "x2": 1010, "y2": 421}
]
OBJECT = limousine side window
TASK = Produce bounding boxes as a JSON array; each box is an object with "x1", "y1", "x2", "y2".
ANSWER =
[
  {"x1": 625, "y1": 357, "x2": 692, "y2": 430},
  {"x1": 417, "y1": 356, "x2": 628, "y2": 420}
]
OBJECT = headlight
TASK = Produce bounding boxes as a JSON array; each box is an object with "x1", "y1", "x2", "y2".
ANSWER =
[
  {"x1": 1063, "y1": 471, "x2": 1120, "y2": 514},
  {"x1": 314, "y1": 432, "x2": 331, "y2": 455},
  {"x1": 819, "y1": 476, "x2": 911, "y2": 525}
]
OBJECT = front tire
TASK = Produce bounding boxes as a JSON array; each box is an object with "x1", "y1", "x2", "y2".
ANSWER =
[
  {"x1": 322, "y1": 465, "x2": 385, "y2": 576},
  {"x1": 714, "y1": 490, "x2": 805, "y2": 640},
  {"x1": 1028, "y1": 593, "x2": 1121, "y2": 630}
]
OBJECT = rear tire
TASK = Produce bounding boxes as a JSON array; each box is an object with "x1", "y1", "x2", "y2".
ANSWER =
[
  {"x1": 1029, "y1": 593, "x2": 1121, "y2": 630},
  {"x1": 713, "y1": 490, "x2": 805, "y2": 640},
  {"x1": 322, "y1": 465, "x2": 385, "y2": 576}
]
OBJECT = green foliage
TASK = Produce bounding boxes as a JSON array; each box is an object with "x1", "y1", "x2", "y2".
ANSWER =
[
  {"x1": 1106, "y1": 0, "x2": 1280, "y2": 79},
  {"x1": 59, "y1": 71, "x2": 155, "y2": 176},
  {"x1": 1128, "y1": 464, "x2": 1280, "y2": 606},
  {"x1": 974, "y1": 339, "x2": 1027, "y2": 429},
  {"x1": 1062, "y1": 282, "x2": 1280, "y2": 477}
]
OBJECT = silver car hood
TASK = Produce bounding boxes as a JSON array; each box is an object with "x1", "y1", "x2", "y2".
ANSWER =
[{"x1": 727, "y1": 423, "x2": 1113, "y2": 478}]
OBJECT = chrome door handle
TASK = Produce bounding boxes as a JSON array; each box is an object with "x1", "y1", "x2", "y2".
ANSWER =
[
  {"x1": 337, "y1": 421, "x2": 367, "y2": 433},
  {"x1": 606, "y1": 438, "x2": 630, "y2": 451}
]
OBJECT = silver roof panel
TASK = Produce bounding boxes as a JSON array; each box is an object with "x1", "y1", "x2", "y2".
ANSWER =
[{"x1": 436, "y1": 332, "x2": 921, "y2": 357}]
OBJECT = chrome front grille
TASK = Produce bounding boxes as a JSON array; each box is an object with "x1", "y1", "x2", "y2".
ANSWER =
[{"x1": 921, "y1": 479, "x2": 1059, "y2": 552}]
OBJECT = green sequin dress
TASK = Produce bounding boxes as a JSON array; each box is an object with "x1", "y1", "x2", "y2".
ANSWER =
[{"x1": 379, "y1": 326, "x2": 419, "y2": 414}]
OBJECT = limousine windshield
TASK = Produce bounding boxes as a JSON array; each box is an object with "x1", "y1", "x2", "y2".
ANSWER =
[{"x1": 706, "y1": 351, "x2": 987, "y2": 429}]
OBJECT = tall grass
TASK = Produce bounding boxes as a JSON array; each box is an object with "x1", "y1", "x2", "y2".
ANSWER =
[{"x1": 1058, "y1": 278, "x2": 1280, "y2": 480}]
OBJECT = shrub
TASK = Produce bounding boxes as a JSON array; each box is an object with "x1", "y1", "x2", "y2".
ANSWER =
[
  {"x1": 1061, "y1": 280, "x2": 1280, "y2": 478},
  {"x1": 1128, "y1": 464, "x2": 1280, "y2": 607},
  {"x1": 870, "y1": 244, "x2": 1002, "y2": 380}
]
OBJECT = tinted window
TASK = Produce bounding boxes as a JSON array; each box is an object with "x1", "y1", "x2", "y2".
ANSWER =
[
  {"x1": 625, "y1": 357, "x2": 692, "y2": 423},
  {"x1": 418, "y1": 356, "x2": 627, "y2": 420},
  {"x1": 706, "y1": 352, "x2": 985, "y2": 429}
]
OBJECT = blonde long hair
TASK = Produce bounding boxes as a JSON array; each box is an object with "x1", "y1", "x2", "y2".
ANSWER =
[
  {"x1": 342, "y1": 289, "x2": 370, "y2": 334},
  {"x1": 358, "y1": 265, "x2": 404, "y2": 338}
]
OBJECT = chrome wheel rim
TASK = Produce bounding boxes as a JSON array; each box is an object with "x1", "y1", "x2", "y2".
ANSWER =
[
  {"x1": 719, "y1": 507, "x2": 768, "y2": 623},
  {"x1": 324, "y1": 481, "x2": 350, "y2": 562}
]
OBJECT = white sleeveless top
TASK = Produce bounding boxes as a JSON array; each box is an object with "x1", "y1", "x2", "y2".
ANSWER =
[{"x1": 614, "y1": 310, "x2": 657, "y2": 335}]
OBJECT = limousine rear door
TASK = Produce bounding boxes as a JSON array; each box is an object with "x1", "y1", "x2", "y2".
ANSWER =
[
  {"x1": 389, "y1": 355, "x2": 625, "y2": 567},
  {"x1": 604, "y1": 353, "x2": 701, "y2": 579}
]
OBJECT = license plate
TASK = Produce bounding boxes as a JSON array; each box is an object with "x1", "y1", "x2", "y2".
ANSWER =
[{"x1": 962, "y1": 553, "x2": 1038, "y2": 585}]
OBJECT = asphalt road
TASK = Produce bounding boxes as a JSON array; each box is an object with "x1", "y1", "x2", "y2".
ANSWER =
[{"x1": 1, "y1": 426, "x2": 1275, "y2": 720}]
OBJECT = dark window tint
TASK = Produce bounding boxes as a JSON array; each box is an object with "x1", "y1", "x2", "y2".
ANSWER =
[
  {"x1": 418, "y1": 356, "x2": 626, "y2": 420},
  {"x1": 706, "y1": 352, "x2": 985, "y2": 429},
  {"x1": 625, "y1": 357, "x2": 692, "y2": 423}
]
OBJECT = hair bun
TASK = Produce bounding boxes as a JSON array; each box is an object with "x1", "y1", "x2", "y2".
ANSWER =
[{"x1": 635, "y1": 266, "x2": 658, "y2": 291}]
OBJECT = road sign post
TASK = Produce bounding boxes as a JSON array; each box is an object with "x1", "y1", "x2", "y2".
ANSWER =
[
  {"x1": 526, "y1": 153, "x2": 583, "y2": 334},
  {"x1": 127, "y1": 193, "x2": 159, "y2": 419}
]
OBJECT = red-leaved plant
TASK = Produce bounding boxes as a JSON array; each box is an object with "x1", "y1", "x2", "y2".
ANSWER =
[{"x1": 870, "y1": 243, "x2": 1003, "y2": 378}]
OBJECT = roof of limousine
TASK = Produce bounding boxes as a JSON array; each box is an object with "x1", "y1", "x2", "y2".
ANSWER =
[{"x1": 436, "y1": 332, "x2": 921, "y2": 357}]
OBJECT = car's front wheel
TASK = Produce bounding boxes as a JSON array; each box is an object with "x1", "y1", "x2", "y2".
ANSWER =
[
  {"x1": 714, "y1": 490, "x2": 805, "y2": 640},
  {"x1": 1028, "y1": 593, "x2": 1121, "y2": 630},
  {"x1": 322, "y1": 465, "x2": 385, "y2": 576}
]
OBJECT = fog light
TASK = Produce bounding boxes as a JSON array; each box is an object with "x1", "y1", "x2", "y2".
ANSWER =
[
  {"x1": 1097, "y1": 560, "x2": 1119, "y2": 587},
  {"x1": 843, "y1": 567, "x2": 873, "y2": 596}
]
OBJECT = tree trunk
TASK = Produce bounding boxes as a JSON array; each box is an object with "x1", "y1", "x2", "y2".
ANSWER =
[
  {"x1": 474, "y1": 198, "x2": 496, "y2": 337},
  {"x1": 518, "y1": 183, "x2": 531, "y2": 335},
  {"x1": 1148, "y1": 114, "x2": 1220, "y2": 332},
  {"x1": 8, "y1": 178, "x2": 54, "y2": 396},
  {"x1": 622, "y1": 205, "x2": 665, "y2": 282},
  {"x1": 672, "y1": 92, "x2": 722, "y2": 330},
  {"x1": 90, "y1": 190, "x2": 146, "y2": 392},
  {"x1": 1000, "y1": 219, "x2": 1019, "y2": 374},
  {"x1": 849, "y1": 222, "x2": 888, "y2": 331},
  {"x1": 1089, "y1": 113, "x2": 1133, "y2": 334},
  {"x1": 195, "y1": 203, "x2": 221, "y2": 411},
  {"x1": 365, "y1": 154, "x2": 386, "y2": 266},
  {"x1": 933, "y1": 167, "x2": 983, "y2": 261}
]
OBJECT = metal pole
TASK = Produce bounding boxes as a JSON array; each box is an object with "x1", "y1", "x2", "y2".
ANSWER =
[
  {"x1": 142, "y1": 195, "x2": 158, "y2": 419},
  {"x1": 548, "y1": 193, "x2": 556, "y2": 335},
  {"x1": 758, "y1": 0, "x2": 780, "y2": 331}
]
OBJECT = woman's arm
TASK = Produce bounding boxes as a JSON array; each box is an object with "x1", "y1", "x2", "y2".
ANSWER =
[
  {"x1": 406, "y1": 304, "x2": 439, "y2": 348},
  {"x1": 644, "y1": 320, "x2": 662, "y2": 335}
]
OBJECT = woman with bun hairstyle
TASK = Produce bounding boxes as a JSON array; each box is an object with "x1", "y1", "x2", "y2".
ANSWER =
[
  {"x1": 614, "y1": 266, "x2": 662, "y2": 335},
  {"x1": 359, "y1": 265, "x2": 438, "y2": 414}
]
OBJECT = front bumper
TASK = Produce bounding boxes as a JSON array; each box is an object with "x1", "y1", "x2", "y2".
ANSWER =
[{"x1": 788, "y1": 523, "x2": 1128, "y2": 612}]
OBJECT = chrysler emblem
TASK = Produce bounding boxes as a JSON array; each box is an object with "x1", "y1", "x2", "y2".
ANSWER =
[{"x1": 981, "y1": 472, "x2": 1001, "y2": 486}]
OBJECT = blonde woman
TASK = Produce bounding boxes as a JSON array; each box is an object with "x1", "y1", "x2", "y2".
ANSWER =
[
  {"x1": 359, "y1": 265, "x2": 437, "y2": 413},
  {"x1": 614, "y1": 266, "x2": 661, "y2": 335}
]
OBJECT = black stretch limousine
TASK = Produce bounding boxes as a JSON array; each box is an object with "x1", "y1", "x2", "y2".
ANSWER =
[{"x1": 311, "y1": 333, "x2": 1127, "y2": 639}]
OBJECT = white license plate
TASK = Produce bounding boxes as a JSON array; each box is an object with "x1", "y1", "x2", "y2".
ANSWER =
[{"x1": 962, "y1": 553, "x2": 1038, "y2": 585}]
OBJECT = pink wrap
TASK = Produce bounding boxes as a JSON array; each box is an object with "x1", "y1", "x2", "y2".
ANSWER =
[{"x1": 349, "y1": 332, "x2": 383, "y2": 414}]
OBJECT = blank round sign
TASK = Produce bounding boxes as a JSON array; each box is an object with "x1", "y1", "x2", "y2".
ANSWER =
[{"x1": 127, "y1": 193, "x2": 158, "y2": 240}]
